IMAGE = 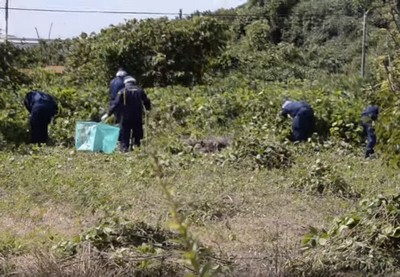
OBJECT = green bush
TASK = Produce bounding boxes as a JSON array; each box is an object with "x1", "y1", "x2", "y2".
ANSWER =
[
  {"x1": 0, "y1": 42, "x2": 29, "y2": 87},
  {"x1": 291, "y1": 193, "x2": 400, "y2": 275},
  {"x1": 65, "y1": 17, "x2": 229, "y2": 87},
  {"x1": 293, "y1": 159, "x2": 358, "y2": 198}
]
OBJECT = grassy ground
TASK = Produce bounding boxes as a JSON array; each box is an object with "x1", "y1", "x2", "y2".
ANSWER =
[{"x1": 0, "y1": 141, "x2": 397, "y2": 276}]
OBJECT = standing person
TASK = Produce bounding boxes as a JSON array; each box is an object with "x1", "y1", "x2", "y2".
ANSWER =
[
  {"x1": 361, "y1": 105, "x2": 379, "y2": 158},
  {"x1": 24, "y1": 90, "x2": 58, "y2": 144},
  {"x1": 102, "y1": 76, "x2": 151, "y2": 152},
  {"x1": 281, "y1": 100, "x2": 315, "y2": 142},
  {"x1": 109, "y1": 68, "x2": 128, "y2": 123}
]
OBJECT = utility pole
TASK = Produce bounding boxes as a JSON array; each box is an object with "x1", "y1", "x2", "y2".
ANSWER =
[
  {"x1": 48, "y1": 22, "x2": 53, "y2": 40},
  {"x1": 5, "y1": 0, "x2": 9, "y2": 41},
  {"x1": 361, "y1": 10, "x2": 369, "y2": 78}
]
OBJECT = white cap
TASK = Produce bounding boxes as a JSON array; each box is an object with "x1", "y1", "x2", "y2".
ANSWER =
[
  {"x1": 282, "y1": 100, "x2": 292, "y2": 109},
  {"x1": 124, "y1": 76, "x2": 136, "y2": 84}
]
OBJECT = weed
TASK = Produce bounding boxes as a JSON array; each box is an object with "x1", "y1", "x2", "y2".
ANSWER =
[
  {"x1": 291, "y1": 193, "x2": 400, "y2": 275},
  {"x1": 153, "y1": 154, "x2": 228, "y2": 276},
  {"x1": 293, "y1": 159, "x2": 359, "y2": 198}
]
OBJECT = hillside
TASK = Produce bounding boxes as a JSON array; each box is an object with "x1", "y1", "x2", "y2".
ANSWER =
[{"x1": 2, "y1": 0, "x2": 400, "y2": 276}]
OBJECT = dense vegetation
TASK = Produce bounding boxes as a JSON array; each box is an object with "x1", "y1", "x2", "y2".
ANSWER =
[{"x1": 2, "y1": 0, "x2": 400, "y2": 276}]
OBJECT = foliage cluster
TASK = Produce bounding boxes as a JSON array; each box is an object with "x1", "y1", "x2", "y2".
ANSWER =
[
  {"x1": 0, "y1": 42, "x2": 28, "y2": 86},
  {"x1": 20, "y1": 39, "x2": 73, "y2": 67},
  {"x1": 53, "y1": 218, "x2": 187, "y2": 276},
  {"x1": 0, "y1": 77, "x2": 368, "y2": 155},
  {"x1": 12, "y1": 0, "x2": 383, "y2": 86},
  {"x1": 291, "y1": 194, "x2": 400, "y2": 275},
  {"x1": 292, "y1": 159, "x2": 358, "y2": 198},
  {"x1": 220, "y1": 125, "x2": 293, "y2": 170},
  {"x1": 64, "y1": 17, "x2": 229, "y2": 87},
  {"x1": 367, "y1": 0, "x2": 400, "y2": 166},
  {"x1": 209, "y1": 0, "x2": 386, "y2": 83}
]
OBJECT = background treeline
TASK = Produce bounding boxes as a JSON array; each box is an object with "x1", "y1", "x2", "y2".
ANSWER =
[{"x1": 1, "y1": 0, "x2": 400, "y2": 165}]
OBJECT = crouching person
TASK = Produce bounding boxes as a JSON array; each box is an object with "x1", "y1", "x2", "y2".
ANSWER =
[
  {"x1": 361, "y1": 105, "x2": 379, "y2": 158},
  {"x1": 281, "y1": 100, "x2": 315, "y2": 142},
  {"x1": 24, "y1": 90, "x2": 58, "y2": 144},
  {"x1": 103, "y1": 76, "x2": 151, "y2": 152}
]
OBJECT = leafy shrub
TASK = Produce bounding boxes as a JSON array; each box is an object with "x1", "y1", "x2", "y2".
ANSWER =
[
  {"x1": 291, "y1": 194, "x2": 400, "y2": 275},
  {"x1": 224, "y1": 126, "x2": 293, "y2": 170},
  {"x1": 293, "y1": 159, "x2": 358, "y2": 198},
  {"x1": 283, "y1": 0, "x2": 361, "y2": 46},
  {"x1": 62, "y1": 219, "x2": 176, "y2": 254},
  {"x1": 0, "y1": 91, "x2": 29, "y2": 148},
  {"x1": 53, "y1": 218, "x2": 185, "y2": 275},
  {"x1": 19, "y1": 39, "x2": 72, "y2": 67},
  {"x1": 0, "y1": 42, "x2": 29, "y2": 87},
  {"x1": 245, "y1": 20, "x2": 271, "y2": 51},
  {"x1": 65, "y1": 17, "x2": 229, "y2": 87},
  {"x1": 374, "y1": 88, "x2": 400, "y2": 167}
]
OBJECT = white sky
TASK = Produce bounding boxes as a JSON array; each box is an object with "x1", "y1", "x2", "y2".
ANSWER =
[{"x1": 0, "y1": 0, "x2": 246, "y2": 39}]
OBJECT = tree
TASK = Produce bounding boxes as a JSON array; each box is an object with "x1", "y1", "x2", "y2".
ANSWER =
[
  {"x1": 248, "y1": 0, "x2": 266, "y2": 7},
  {"x1": 65, "y1": 17, "x2": 230, "y2": 87}
]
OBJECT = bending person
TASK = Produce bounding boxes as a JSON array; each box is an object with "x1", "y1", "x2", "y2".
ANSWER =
[
  {"x1": 281, "y1": 100, "x2": 315, "y2": 142},
  {"x1": 24, "y1": 90, "x2": 58, "y2": 144}
]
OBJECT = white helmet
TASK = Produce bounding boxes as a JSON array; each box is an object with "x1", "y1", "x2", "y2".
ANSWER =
[
  {"x1": 282, "y1": 100, "x2": 292, "y2": 109},
  {"x1": 116, "y1": 69, "x2": 128, "y2": 77},
  {"x1": 124, "y1": 76, "x2": 136, "y2": 84}
]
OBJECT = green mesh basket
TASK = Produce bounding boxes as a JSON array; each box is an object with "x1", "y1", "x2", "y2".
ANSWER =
[{"x1": 75, "y1": 122, "x2": 120, "y2": 154}]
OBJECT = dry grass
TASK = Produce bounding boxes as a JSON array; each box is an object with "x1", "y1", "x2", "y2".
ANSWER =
[
  {"x1": 4, "y1": 244, "x2": 181, "y2": 277},
  {"x1": 0, "y1": 146, "x2": 397, "y2": 276}
]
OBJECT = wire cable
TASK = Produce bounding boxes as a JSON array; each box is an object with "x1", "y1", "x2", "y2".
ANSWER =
[
  {"x1": 0, "y1": 6, "x2": 270, "y2": 17},
  {"x1": 0, "y1": 6, "x2": 182, "y2": 16}
]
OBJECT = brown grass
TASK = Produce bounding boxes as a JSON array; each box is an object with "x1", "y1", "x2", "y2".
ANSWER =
[{"x1": 0, "y1": 148, "x2": 392, "y2": 276}]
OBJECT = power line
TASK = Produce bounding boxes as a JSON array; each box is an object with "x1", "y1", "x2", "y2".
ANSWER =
[
  {"x1": 0, "y1": 6, "x2": 269, "y2": 18},
  {"x1": 0, "y1": 6, "x2": 181, "y2": 16}
]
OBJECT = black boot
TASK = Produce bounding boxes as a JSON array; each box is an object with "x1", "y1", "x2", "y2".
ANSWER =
[{"x1": 365, "y1": 148, "x2": 374, "y2": 158}]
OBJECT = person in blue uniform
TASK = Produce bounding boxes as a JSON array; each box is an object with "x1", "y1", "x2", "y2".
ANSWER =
[
  {"x1": 109, "y1": 68, "x2": 128, "y2": 124},
  {"x1": 361, "y1": 105, "x2": 379, "y2": 158},
  {"x1": 24, "y1": 90, "x2": 58, "y2": 144},
  {"x1": 103, "y1": 76, "x2": 151, "y2": 152},
  {"x1": 281, "y1": 100, "x2": 315, "y2": 142}
]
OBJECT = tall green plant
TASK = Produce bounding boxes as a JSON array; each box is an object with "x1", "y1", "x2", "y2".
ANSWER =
[{"x1": 153, "y1": 154, "x2": 220, "y2": 276}]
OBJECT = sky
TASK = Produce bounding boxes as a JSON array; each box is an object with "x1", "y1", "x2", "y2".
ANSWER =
[{"x1": 0, "y1": 0, "x2": 246, "y2": 39}]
